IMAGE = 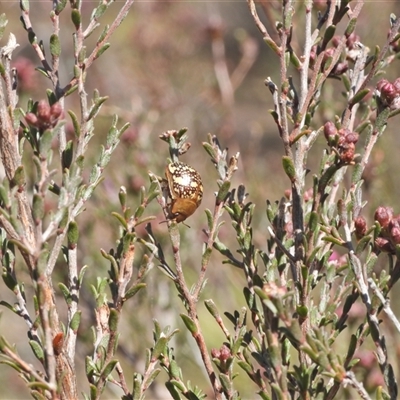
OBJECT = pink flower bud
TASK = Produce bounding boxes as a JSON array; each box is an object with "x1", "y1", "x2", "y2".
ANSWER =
[
  {"x1": 324, "y1": 121, "x2": 337, "y2": 143},
  {"x1": 219, "y1": 345, "x2": 231, "y2": 362},
  {"x1": 37, "y1": 100, "x2": 51, "y2": 121},
  {"x1": 376, "y1": 79, "x2": 397, "y2": 105},
  {"x1": 332, "y1": 36, "x2": 341, "y2": 48},
  {"x1": 390, "y1": 226, "x2": 400, "y2": 245},
  {"x1": 375, "y1": 237, "x2": 393, "y2": 253},
  {"x1": 50, "y1": 102, "x2": 63, "y2": 120},
  {"x1": 25, "y1": 113, "x2": 38, "y2": 127},
  {"x1": 332, "y1": 62, "x2": 348, "y2": 76},
  {"x1": 337, "y1": 128, "x2": 350, "y2": 137},
  {"x1": 345, "y1": 132, "x2": 359, "y2": 144},
  {"x1": 211, "y1": 348, "x2": 221, "y2": 359},
  {"x1": 393, "y1": 78, "x2": 400, "y2": 94},
  {"x1": 374, "y1": 206, "x2": 393, "y2": 229},
  {"x1": 323, "y1": 47, "x2": 335, "y2": 62},
  {"x1": 354, "y1": 216, "x2": 367, "y2": 239},
  {"x1": 346, "y1": 33, "x2": 360, "y2": 50}
]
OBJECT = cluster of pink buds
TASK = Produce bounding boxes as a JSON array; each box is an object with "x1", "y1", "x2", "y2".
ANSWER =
[
  {"x1": 211, "y1": 344, "x2": 231, "y2": 362},
  {"x1": 323, "y1": 122, "x2": 359, "y2": 163},
  {"x1": 25, "y1": 100, "x2": 63, "y2": 131},
  {"x1": 211, "y1": 344, "x2": 231, "y2": 373},
  {"x1": 374, "y1": 206, "x2": 400, "y2": 253},
  {"x1": 309, "y1": 46, "x2": 347, "y2": 76},
  {"x1": 310, "y1": 33, "x2": 360, "y2": 76},
  {"x1": 376, "y1": 78, "x2": 400, "y2": 110}
]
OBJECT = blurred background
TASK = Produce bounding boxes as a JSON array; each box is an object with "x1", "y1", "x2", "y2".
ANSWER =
[{"x1": 1, "y1": 1, "x2": 400, "y2": 398}]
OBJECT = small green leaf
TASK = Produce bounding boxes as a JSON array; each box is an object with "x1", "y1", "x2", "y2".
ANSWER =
[
  {"x1": 67, "y1": 221, "x2": 79, "y2": 248},
  {"x1": 219, "y1": 373, "x2": 232, "y2": 393},
  {"x1": 2, "y1": 269, "x2": 17, "y2": 291},
  {"x1": 111, "y1": 212, "x2": 128, "y2": 230},
  {"x1": 290, "y1": 50, "x2": 300, "y2": 69},
  {"x1": 134, "y1": 205, "x2": 145, "y2": 219},
  {"x1": 204, "y1": 299, "x2": 220, "y2": 320},
  {"x1": 349, "y1": 88, "x2": 370, "y2": 106},
  {"x1": 36, "y1": 248, "x2": 49, "y2": 275},
  {"x1": 32, "y1": 194, "x2": 44, "y2": 223},
  {"x1": 341, "y1": 73, "x2": 351, "y2": 92},
  {"x1": 88, "y1": 96, "x2": 108, "y2": 121},
  {"x1": 29, "y1": 340, "x2": 44, "y2": 362},
  {"x1": 0, "y1": 300, "x2": 17, "y2": 313},
  {"x1": 85, "y1": 355, "x2": 96, "y2": 376},
  {"x1": 93, "y1": 4, "x2": 107, "y2": 19},
  {"x1": 217, "y1": 181, "x2": 230, "y2": 204},
  {"x1": 296, "y1": 305, "x2": 308, "y2": 318},
  {"x1": 202, "y1": 142, "x2": 216, "y2": 160},
  {"x1": 78, "y1": 47, "x2": 86, "y2": 64},
  {"x1": 180, "y1": 314, "x2": 198, "y2": 335},
  {"x1": 95, "y1": 43, "x2": 110, "y2": 60},
  {"x1": 71, "y1": 9, "x2": 81, "y2": 29},
  {"x1": 345, "y1": 17, "x2": 357, "y2": 37},
  {"x1": 70, "y1": 310, "x2": 81, "y2": 332},
  {"x1": 169, "y1": 359, "x2": 181, "y2": 380},
  {"x1": 152, "y1": 336, "x2": 168, "y2": 360},
  {"x1": 165, "y1": 381, "x2": 182, "y2": 400},
  {"x1": 89, "y1": 384, "x2": 97, "y2": 400},
  {"x1": 28, "y1": 30, "x2": 37, "y2": 45},
  {"x1": 39, "y1": 130, "x2": 53, "y2": 156},
  {"x1": 264, "y1": 37, "x2": 280, "y2": 55},
  {"x1": 55, "y1": 0, "x2": 67, "y2": 14},
  {"x1": 97, "y1": 24, "x2": 109, "y2": 44},
  {"x1": 132, "y1": 373, "x2": 143, "y2": 399},
  {"x1": 20, "y1": 0, "x2": 29, "y2": 12},
  {"x1": 11, "y1": 166, "x2": 25, "y2": 188},
  {"x1": 119, "y1": 186, "x2": 127, "y2": 209},
  {"x1": 49, "y1": 34, "x2": 61, "y2": 57},
  {"x1": 58, "y1": 282, "x2": 71, "y2": 304},
  {"x1": 78, "y1": 265, "x2": 88, "y2": 286},
  {"x1": 123, "y1": 283, "x2": 146, "y2": 301},
  {"x1": 62, "y1": 140, "x2": 74, "y2": 169},
  {"x1": 0, "y1": 14, "x2": 8, "y2": 40},
  {"x1": 146, "y1": 368, "x2": 161, "y2": 387},
  {"x1": 282, "y1": 156, "x2": 295, "y2": 182},
  {"x1": 108, "y1": 309, "x2": 119, "y2": 332},
  {"x1": 308, "y1": 211, "x2": 319, "y2": 232},
  {"x1": 237, "y1": 360, "x2": 253, "y2": 375},
  {"x1": 323, "y1": 25, "x2": 336, "y2": 47}
]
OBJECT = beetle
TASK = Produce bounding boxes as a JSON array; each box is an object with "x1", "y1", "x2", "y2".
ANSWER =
[{"x1": 165, "y1": 161, "x2": 203, "y2": 223}]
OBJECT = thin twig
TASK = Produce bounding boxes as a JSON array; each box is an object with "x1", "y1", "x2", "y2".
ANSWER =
[
  {"x1": 368, "y1": 279, "x2": 400, "y2": 334},
  {"x1": 2, "y1": 345, "x2": 55, "y2": 390},
  {"x1": 247, "y1": 0, "x2": 281, "y2": 56},
  {"x1": 65, "y1": 245, "x2": 78, "y2": 363},
  {"x1": 168, "y1": 224, "x2": 222, "y2": 399},
  {"x1": 194, "y1": 199, "x2": 225, "y2": 300},
  {"x1": 37, "y1": 277, "x2": 58, "y2": 398},
  {"x1": 299, "y1": 0, "x2": 313, "y2": 111},
  {"x1": 343, "y1": 371, "x2": 372, "y2": 400},
  {"x1": 115, "y1": 362, "x2": 129, "y2": 395}
]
